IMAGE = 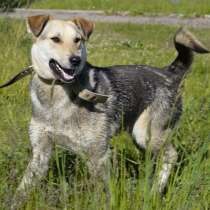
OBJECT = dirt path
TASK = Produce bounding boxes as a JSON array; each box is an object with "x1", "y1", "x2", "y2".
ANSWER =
[{"x1": 1, "y1": 8, "x2": 210, "y2": 28}]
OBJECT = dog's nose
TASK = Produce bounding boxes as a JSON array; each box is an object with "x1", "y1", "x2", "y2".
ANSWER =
[{"x1": 69, "y1": 56, "x2": 81, "y2": 66}]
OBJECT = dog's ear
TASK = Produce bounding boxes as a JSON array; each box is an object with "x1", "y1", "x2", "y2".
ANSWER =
[
  {"x1": 72, "y1": 17, "x2": 94, "y2": 40},
  {"x1": 27, "y1": 15, "x2": 53, "y2": 37}
]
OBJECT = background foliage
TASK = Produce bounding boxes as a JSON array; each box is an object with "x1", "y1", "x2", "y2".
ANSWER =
[{"x1": 0, "y1": 0, "x2": 32, "y2": 10}]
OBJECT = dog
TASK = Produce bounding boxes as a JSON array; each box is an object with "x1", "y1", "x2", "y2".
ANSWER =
[{"x1": 7, "y1": 15, "x2": 208, "y2": 209}]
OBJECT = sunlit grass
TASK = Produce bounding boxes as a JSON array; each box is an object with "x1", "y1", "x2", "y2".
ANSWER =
[{"x1": 31, "y1": 0, "x2": 210, "y2": 16}]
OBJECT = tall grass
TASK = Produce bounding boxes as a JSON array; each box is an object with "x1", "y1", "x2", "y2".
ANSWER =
[{"x1": 0, "y1": 18, "x2": 209, "y2": 209}]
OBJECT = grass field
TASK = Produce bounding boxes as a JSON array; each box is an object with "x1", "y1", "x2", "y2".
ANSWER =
[
  {"x1": 0, "y1": 18, "x2": 210, "y2": 210},
  {"x1": 31, "y1": 0, "x2": 210, "y2": 16}
]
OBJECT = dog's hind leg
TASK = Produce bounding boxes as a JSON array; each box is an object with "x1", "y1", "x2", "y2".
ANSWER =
[
  {"x1": 148, "y1": 126, "x2": 177, "y2": 194},
  {"x1": 132, "y1": 108, "x2": 177, "y2": 194},
  {"x1": 155, "y1": 143, "x2": 177, "y2": 193},
  {"x1": 11, "y1": 124, "x2": 53, "y2": 210},
  {"x1": 132, "y1": 107, "x2": 151, "y2": 150}
]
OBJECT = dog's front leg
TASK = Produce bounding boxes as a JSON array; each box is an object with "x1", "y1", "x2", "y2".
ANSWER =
[
  {"x1": 11, "y1": 125, "x2": 53, "y2": 210},
  {"x1": 86, "y1": 149, "x2": 111, "y2": 209}
]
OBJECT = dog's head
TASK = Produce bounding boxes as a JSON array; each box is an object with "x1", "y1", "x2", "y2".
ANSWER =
[{"x1": 27, "y1": 15, "x2": 94, "y2": 83}]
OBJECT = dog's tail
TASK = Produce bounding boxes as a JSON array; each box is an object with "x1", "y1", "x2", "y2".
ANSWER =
[{"x1": 168, "y1": 28, "x2": 209, "y2": 79}]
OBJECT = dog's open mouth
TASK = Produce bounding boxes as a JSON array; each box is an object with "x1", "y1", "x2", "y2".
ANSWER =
[{"x1": 49, "y1": 59, "x2": 76, "y2": 83}]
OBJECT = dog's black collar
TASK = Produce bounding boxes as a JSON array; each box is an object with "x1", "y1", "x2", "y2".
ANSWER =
[
  {"x1": 38, "y1": 74, "x2": 109, "y2": 104},
  {"x1": 37, "y1": 75, "x2": 63, "y2": 86}
]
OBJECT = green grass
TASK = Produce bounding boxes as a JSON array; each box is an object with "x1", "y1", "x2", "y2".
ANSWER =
[
  {"x1": 0, "y1": 18, "x2": 210, "y2": 210},
  {"x1": 31, "y1": 0, "x2": 210, "y2": 16}
]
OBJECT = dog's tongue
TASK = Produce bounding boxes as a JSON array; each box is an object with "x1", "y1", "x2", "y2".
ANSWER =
[{"x1": 62, "y1": 70, "x2": 74, "y2": 80}]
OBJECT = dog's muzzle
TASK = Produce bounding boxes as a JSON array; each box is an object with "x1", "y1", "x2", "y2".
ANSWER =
[{"x1": 49, "y1": 59, "x2": 76, "y2": 83}]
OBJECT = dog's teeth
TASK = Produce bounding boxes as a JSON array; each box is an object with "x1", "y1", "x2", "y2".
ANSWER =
[{"x1": 55, "y1": 63, "x2": 62, "y2": 71}]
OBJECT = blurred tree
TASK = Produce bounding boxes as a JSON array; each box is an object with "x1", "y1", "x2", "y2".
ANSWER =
[{"x1": 0, "y1": 0, "x2": 33, "y2": 11}]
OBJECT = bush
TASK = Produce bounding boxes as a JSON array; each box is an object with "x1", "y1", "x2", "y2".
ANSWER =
[{"x1": 0, "y1": 0, "x2": 32, "y2": 11}]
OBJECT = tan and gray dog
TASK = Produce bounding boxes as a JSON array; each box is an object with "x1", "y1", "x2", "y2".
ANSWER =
[{"x1": 5, "y1": 15, "x2": 208, "y2": 209}]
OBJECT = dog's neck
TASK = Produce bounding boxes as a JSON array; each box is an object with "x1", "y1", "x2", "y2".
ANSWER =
[
  {"x1": 37, "y1": 63, "x2": 109, "y2": 104},
  {"x1": 0, "y1": 62, "x2": 108, "y2": 104}
]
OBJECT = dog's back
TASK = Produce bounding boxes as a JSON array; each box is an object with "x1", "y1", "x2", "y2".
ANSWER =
[{"x1": 92, "y1": 28, "x2": 209, "y2": 132}]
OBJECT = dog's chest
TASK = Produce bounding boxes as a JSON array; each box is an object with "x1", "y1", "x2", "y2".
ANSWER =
[{"x1": 30, "y1": 78, "x2": 108, "y2": 153}]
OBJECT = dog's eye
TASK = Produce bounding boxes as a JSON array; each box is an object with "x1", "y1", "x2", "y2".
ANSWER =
[
  {"x1": 51, "y1": 37, "x2": 61, "y2": 43},
  {"x1": 74, "y1": 37, "x2": 81, "y2": 44}
]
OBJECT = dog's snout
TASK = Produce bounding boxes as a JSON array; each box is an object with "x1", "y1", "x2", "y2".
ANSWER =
[{"x1": 70, "y1": 56, "x2": 81, "y2": 66}]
